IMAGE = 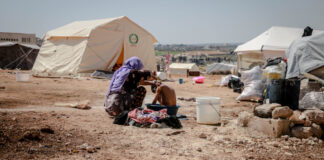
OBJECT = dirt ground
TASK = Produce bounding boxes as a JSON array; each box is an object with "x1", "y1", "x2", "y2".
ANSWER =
[{"x1": 0, "y1": 70, "x2": 323, "y2": 160}]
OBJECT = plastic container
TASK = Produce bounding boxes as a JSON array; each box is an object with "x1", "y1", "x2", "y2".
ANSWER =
[
  {"x1": 145, "y1": 104, "x2": 180, "y2": 115},
  {"x1": 196, "y1": 97, "x2": 221, "y2": 124},
  {"x1": 193, "y1": 76, "x2": 205, "y2": 84},
  {"x1": 157, "y1": 72, "x2": 167, "y2": 80},
  {"x1": 266, "y1": 79, "x2": 300, "y2": 110},
  {"x1": 282, "y1": 79, "x2": 300, "y2": 110},
  {"x1": 179, "y1": 78, "x2": 183, "y2": 84},
  {"x1": 16, "y1": 72, "x2": 30, "y2": 82},
  {"x1": 268, "y1": 79, "x2": 284, "y2": 104}
]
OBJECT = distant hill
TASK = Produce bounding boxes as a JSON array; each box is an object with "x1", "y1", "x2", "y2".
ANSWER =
[
  {"x1": 154, "y1": 43, "x2": 240, "y2": 56},
  {"x1": 154, "y1": 43, "x2": 240, "y2": 52}
]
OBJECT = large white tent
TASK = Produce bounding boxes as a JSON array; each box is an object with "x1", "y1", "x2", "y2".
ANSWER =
[
  {"x1": 32, "y1": 16, "x2": 157, "y2": 76},
  {"x1": 235, "y1": 26, "x2": 323, "y2": 71}
]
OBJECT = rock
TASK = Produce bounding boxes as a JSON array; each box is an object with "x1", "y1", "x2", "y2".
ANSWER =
[
  {"x1": 281, "y1": 135, "x2": 289, "y2": 141},
  {"x1": 247, "y1": 116, "x2": 290, "y2": 137},
  {"x1": 297, "y1": 112, "x2": 312, "y2": 127},
  {"x1": 254, "y1": 103, "x2": 281, "y2": 118},
  {"x1": 85, "y1": 154, "x2": 91, "y2": 159},
  {"x1": 272, "y1": 106, "x2": 293, "y2": 119},
  {"x1": 77, "y1": 143, "x2": 89, "y2": 150},
  {"x1": 159, "y1": 149, "x2": 166, "y2": 155},
  {"x1": 247, "y1": 155, "x2": 254, "y2": 159},
  {"x1": 150, "y1": 123, "x2": 162, "y2": 128},
  {"x1": 307, "y1": 139, "x2": 315, "y2": 145},
  {"x1": 199, "y1": 133, "x2": 207, "y2": 139},
  {"x1": 44, "y1": 145, "x2": 52, "y2": 148},
  {"x1": 272, "y1": 142, "x2": 279, "y2": 147},
  {"x1": 86, "y1": 146, "x2": 96, "y2": 153},
  {"x1": 291, "y1": 126, "x2": 313, "y2": 139},
  {"x1": 66, "y1": 133, "x2": 72, "y2": 137},
  {"x1": 310, "y1": 123, "x2": 323, "y2": 138},
  {"x1": 302, "y1": 138, "x2": 308, "y2": 143},
  {"x1": 196, "y1": 147, "x2": 202, "y2": 152},
  {"x1": 28, "y1": 146, "x2": 39, "y2": 154},
  {"x1": 237, "y1": 111, "x2": 253, "y2": 127},
  {"x1": 304, "y1": 120, "x2": 312, "y2": 127},
  {"x1": 20, "y1": 130, "x2": 41, "y2": 141},
  {"x1": 72, "y1": 150, "x2": 79, "y2": 153},
  {"x1": 302, "y1": 110, "x2": 324, "y2": 125},
  {"x1": 289, "y1": 110, "x2": 305, "y2": 124},
  {"x1": 166, "y1": 131, "x2": 185, "y2": 136},
  {"x1": 312, "y1": 137, "x2": 319, "y2": 142},
  {"x1": 40, "y1": 126, "x2": 54, "y2": 134},
  {"x1": 284, "y1": 152, "x2": 293, "y2": 156},
  {"x1": 221, "y1": 119, "x2": 229, "y2": 126}
]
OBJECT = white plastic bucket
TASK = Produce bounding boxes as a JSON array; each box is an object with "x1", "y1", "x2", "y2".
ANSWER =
[
  {"x1": 196, "y1": 97, "x2": 221, "y2": 124},
  {"x1": 157, "y1": 72, "x2": 167, "y2": 80},
  {"x1": 16, "y1": 72, "x2": 30, "y2": 82}
]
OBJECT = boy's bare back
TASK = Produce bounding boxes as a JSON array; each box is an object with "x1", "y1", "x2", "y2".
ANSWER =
[{"x1": 152, "y1": 84, "x2": 176, "y2": 106}]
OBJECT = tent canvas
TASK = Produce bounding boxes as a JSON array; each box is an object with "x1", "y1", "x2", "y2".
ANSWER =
[
  {"x1": 286, "y1": 32, "x2": 324, "y2": 79},
  {"x1": 0, "y1": 42, "x2": 39, "y2": 70},
  {"x1": 169, "y1": 63, "x2": 199, "y2": 75},
  {"x1": 32, "y1": 16, "x2": 157, "y2": 76},
  {"x1": 235, "y1": 26, "x2": 323, "y2": 70}
]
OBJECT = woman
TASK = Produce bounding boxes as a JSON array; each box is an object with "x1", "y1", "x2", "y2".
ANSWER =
[{"x1": 104, "y1": 57, "x2": 155, "y2": 116}]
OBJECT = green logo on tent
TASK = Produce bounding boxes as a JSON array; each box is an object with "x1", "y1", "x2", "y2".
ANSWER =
[{"x1": 129, "y1": 33, "x2": 139, "y2": 44}]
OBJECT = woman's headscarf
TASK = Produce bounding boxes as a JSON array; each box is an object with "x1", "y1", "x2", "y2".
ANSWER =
[{"x1": 106, "y1": 57, "x2": 144, "y2": 96}]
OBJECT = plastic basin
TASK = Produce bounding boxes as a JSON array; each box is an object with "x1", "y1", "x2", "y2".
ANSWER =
[
  {"x1": 145, "y1": 104, "x2": 180, "y2": 115},
  {"x1": 193, "y1": 76, "x2": 205, "y2": 83}
]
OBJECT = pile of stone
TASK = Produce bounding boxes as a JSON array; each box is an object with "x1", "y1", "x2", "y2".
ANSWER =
[{"x1": 251, "y1": 103, "x2": 323, "y2": 139}]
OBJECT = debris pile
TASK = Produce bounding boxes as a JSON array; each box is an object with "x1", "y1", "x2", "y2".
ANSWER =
[{"x1": 249, "y1": 103, "x2": 324, "y2": 139}]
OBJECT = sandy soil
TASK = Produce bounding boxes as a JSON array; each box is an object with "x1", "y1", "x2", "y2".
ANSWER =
[{"x1": 0, "y1": 70, "x2": 323, "y2": 160}]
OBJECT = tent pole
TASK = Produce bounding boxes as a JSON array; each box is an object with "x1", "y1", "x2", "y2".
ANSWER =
[
  {"x1": 3, "y1": 46, "x2": 28, "y2": 69},
  {"x1": 16, "y1": 48, "x2": 34, "y2": 69}
]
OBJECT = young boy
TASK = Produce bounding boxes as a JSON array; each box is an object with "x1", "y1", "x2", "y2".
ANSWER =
[{"x1": 151, "y1": 81, "x2": 176, "y2": 106}]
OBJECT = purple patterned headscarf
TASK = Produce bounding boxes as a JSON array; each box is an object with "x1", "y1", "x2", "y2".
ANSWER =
[{"x1": 106, "y1": 57, "x2": 144, "y2": 97}]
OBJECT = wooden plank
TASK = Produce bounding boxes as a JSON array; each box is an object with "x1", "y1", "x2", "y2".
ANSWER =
[{"x1": 303, "y1": 73, "x2": 324, "y2": 84}]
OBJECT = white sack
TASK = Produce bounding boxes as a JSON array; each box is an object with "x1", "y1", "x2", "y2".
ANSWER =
[
  {"x1": 240, "y1": 66, "x2": 262, "y2": 84},
  {"x1": 236, "y1": 80, "x2": 265, "y2": 101}
]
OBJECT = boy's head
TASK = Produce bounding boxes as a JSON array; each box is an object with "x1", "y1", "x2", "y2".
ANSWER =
[
  {"x1": 144, "y1": 70, "x2": 157, "y2": 81},
  {"x1": 151, "y1": 81, "x2": 161, "y2": 93}
]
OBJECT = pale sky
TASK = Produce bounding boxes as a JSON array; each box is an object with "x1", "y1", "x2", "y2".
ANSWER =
[{"x1": 1, "y1": 0, "x2": 324, "y2": 44}]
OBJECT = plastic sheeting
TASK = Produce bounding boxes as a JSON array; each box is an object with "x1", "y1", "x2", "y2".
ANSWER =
[
  {"x1": 299, "y1": 92, "x2": 324, "y2": 110},
  {"x1": 206, "y1": 63, "x2": 235, "y2": 74},
  {"x1": 286, "y1": 32, "x2": 324, "y2": 79},
  {"x1": 0, "y1": 42, "x2": 40, "y2": 49}
]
